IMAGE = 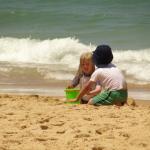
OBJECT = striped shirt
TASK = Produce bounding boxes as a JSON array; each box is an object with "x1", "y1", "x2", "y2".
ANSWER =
[{"x1": 90, "y1": 63, "x2": 127, "y2": 91}]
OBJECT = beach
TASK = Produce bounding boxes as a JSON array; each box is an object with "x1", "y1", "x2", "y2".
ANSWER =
[
  {"x1": 0, "y1": 0, "x2": 150, "y2": 149},
  {"x1": 0, "y1": 89, "x2": 150, "y2": 150}
]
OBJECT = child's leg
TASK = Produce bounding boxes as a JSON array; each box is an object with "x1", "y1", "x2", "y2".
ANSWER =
[
  {"x1": 81, "y1": 95, "x2": 92, "y2": 104},
  {"x1": 92, "y1": 91, "x2": 113, "y2": 105},
  {"x1": 92, "y1": 90, "x2": 127, "y2": 106},
  {"x1": 87, "y1": 98, "x2": 94, "y2": 105}
]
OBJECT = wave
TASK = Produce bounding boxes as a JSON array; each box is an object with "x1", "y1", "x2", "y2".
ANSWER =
[
  {"x1": 0, "y1": 37, "x2": 91, "y2": 67},
  {"x1": 113, "y1": 49, "x2": 150, "y2": 83},
  {"x1": 0, "y1": 37, "x2": 150, "y2": 84}
]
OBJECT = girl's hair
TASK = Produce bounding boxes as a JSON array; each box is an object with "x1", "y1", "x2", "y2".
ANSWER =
[{"x1": 76, "y1": 52, "x2": 95, "y2": 76}]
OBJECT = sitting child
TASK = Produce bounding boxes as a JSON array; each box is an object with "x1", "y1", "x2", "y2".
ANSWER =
[
  {"x1": 75, "y1": 45, "x2": 128, "y2": 106},
  {"x1": 67, "y1": 52, "x2": 101, "y2": 103}
]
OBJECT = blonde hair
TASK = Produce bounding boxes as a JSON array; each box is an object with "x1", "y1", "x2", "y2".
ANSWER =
[{"x1": 76, "y1": 52, "x2": 95, "y2": 76}]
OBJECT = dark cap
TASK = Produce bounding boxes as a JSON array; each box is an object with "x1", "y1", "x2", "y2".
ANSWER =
[{"x1": 92, "y1": 45, "x2": 113, "y2": 66}]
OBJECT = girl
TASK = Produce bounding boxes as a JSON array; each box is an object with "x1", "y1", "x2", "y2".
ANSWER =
[
  {"x1": 67, "y1": 52, "x2": 101, "y2": 103},
  {"x1": 75, "y1": 45, "x2": 128, "y2": 106}
]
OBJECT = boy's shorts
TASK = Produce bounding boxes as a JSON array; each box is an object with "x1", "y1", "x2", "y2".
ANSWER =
[{"x1": 92, "y1": 90, "x2": 128, "y2": 105}]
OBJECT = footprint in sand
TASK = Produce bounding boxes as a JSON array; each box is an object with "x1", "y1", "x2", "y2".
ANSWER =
[
  {"x1": 139, "y1": 142, "x2": 147, "y2": 148},
  {"x1": 92, "y1": 146, "x2": 104, "y2": 150},
  {"x1": 6, "y1": 112, "x2": 14, "y2": 115},
  {"x1": 74, "y1": 133, "x2": 90, "y2": 138},
  {"x1": 30, "y1": 94, "x2": 39, "y2": 98},
  {"x1": 119, "y1": 131, "x2": 130, "y2": 139},
  {"x1": 95, "y1": 126, "x2": 110, "y2": 135},
  {"x1": 40, "y1": 125, "x2": 48, "y2": 130},
  {"x1": 35, "y1": 137, "x2": 48, "y2": 142},
  {"x1": 56, "y1": 129, "x2": 66, "y2": 134},
  {"x1": 83, "y1": 117, "x2": 92, "y2": 121},
  {"x1": 20, "y1": 124, "x2": 27, "y2": 129},
  {"x1": 91, "y1": 146, "x2": 104, "y2": 150},
  {"x1": 38, "y1": 117, "x2": 50, "y2": 123},
  {"x1": 51, "y1": 121, "x2": 65, "y2": 126},
  {"x1": 95, "y1": 129, "x2": 102, "y2": 135}
]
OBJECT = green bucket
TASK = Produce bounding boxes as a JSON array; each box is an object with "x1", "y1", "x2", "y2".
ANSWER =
[{"x1": 65, "y1": 88, "x2": 80, "y2": 104}]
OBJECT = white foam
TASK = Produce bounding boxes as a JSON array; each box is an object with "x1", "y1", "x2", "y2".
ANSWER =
[
  {"x1": 0, "y1": 37, "x2": 92, "y2": 67},
  {"x1": 113, "y1": 50, "x2": 150, "y2": 83},
  {"x1": 0, "y1": 37, "x2": 150, "y2": 83}
]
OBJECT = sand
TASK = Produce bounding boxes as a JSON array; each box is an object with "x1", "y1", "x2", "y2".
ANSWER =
[{"x1": 0, "y1": 94, "x2": 150, "y2": 150}]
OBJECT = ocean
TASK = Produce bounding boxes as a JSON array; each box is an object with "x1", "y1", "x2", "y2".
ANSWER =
[{"x1": 0, "y1": 0, "x2": 150, "y2": 99}]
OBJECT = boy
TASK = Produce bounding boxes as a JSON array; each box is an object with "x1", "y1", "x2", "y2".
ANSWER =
[{"x1": 76, "y1": 45, "x2": 128, "y2": 105}]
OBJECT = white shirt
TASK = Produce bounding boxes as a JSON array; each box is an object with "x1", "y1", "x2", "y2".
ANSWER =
[{"x1": 90, "y1": 63, "x2": 127, "y2": 91}]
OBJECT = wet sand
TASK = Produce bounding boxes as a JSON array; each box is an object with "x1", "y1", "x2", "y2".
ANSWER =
[
  {"x1": 0, "y1": 93, "x2": 150, "y2": 150},
  {"x1": 0, "y1": 81, "x2": 150, "y2": 100}
]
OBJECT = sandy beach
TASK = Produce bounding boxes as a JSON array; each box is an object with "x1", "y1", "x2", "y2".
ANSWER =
[
  {"x1": 0, "y1": 93, "x2": 150, "y2": 150},
  {"x1": 0, "y1": 0, "x2": 150, "y2": 149}
]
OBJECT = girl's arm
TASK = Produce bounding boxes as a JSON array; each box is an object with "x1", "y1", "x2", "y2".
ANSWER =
[
  {"x1": 68, "y1": 65, "x2": 82, "y2": 88},
  {"x1": 76, "y1": 80, "x2": 94, "y2": 101},
  {"x1": 67, "y1": 74, "x2": 80, "y2": 88}
]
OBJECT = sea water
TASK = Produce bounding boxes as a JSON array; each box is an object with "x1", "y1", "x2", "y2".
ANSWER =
[{"x1": 0, "y1": 0, "x2": 150, "y2": 98}]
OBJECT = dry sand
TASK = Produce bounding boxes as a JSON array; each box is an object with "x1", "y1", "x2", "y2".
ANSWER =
[{"x1": 0, "y1": 94, "x2": 150, "y2": 150}]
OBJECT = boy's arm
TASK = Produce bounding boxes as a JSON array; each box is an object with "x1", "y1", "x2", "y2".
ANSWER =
[
  {"x1": 87, "y1": 85, "x2": 101, "y2": 96},
  {"x1": 76, "y1": 80, "x2": 94, "y2": 101}
]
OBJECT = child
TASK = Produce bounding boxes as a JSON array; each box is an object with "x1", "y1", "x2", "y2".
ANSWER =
[
  {"x1": 67, "y1": 52, "x2": 101, "y2": 103},
  {"x1": 75, "y1": 45, "x2": 128, "y2": 106}
]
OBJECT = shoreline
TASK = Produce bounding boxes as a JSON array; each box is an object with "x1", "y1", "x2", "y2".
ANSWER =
[{"x1": 0, "y1": 81, "x2": 149, "y2": 100}]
